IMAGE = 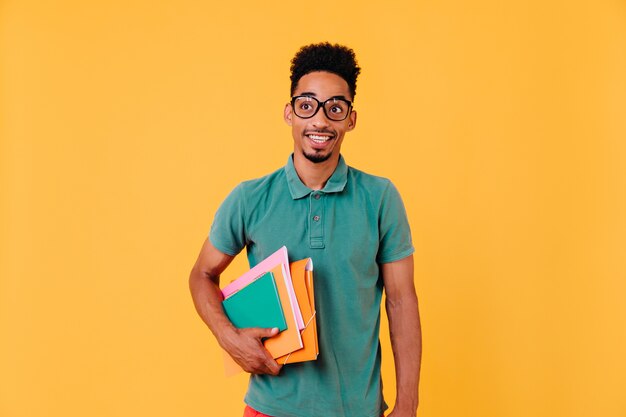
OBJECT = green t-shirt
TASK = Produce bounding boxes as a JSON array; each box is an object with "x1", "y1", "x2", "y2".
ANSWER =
[{"x1": 210, "y1": 154, "x2": 414, "y2": 417}]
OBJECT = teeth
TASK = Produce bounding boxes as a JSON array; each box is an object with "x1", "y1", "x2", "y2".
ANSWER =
[{"x1": 308, "y1": 134, "x2": 331, "y2": 143}]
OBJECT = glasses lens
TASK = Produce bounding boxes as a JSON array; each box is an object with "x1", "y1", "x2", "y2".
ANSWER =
[
  {"x1": 293, "y1": 97, "x2": 319, "y2": 118},
  {"x1": 324, "y1": 99, "x2": 351, "y2": 121}
]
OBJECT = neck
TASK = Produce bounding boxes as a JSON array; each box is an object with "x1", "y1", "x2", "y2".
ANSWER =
[{"x1": 292, "y1": 152, "x2": 340, "y2": 190}]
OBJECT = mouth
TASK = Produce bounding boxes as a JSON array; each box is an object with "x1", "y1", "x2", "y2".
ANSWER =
[{"x1": 305, "y1": 132, "x2": 335, "y2": 144}]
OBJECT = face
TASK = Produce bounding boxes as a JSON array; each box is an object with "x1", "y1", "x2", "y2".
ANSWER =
[{"x1": 284, "y1": 71, "x2": 357, "y2": 164}]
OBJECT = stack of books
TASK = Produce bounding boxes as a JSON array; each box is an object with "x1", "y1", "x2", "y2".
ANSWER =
[{"x1": 221, "y1": 246, "x2": 318, "y2": 375}]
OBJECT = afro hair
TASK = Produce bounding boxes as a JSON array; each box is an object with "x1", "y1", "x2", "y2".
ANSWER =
[{"x1": 290, "y1": 42, "x2": 361, "y2": 100}]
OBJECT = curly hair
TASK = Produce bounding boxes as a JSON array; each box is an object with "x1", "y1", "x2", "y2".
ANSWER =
[{"x1": 290, "y1": 42, "x2": 361, "y2": 100}]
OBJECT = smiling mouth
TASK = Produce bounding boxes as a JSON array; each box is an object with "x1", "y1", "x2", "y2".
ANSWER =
[{"x1": 306, "y1": 133, "x2": 334, "y2": 144}]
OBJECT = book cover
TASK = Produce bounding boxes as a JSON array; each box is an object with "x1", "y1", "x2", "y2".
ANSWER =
[
  {"x1": 222, "y1": 271, "x2": 287, "y2": 331},
  {"x1": 277, "y1": 258, "x2": 319, "y2": 364}
]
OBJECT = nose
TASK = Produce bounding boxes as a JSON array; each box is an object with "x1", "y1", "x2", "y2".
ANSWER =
[{"x1": 310, "y1": 107, "x2": 330, "y2": 129}]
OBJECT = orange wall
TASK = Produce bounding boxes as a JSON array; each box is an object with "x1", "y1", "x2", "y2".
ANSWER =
[{"x1": 1, "y1": 1, "x2": 625, "y2": 416}]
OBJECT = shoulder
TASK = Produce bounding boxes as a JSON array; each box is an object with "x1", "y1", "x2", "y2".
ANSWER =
[
  {"x1": 344, "y1": 165, "x2": 408, "y2": 219},
  {"x1": 211, "y1": 165, "x2": 286, "y2": 232},
  {"x1": 233, "y1": 166, "x2": 286, "y2": 196},
  {"x1": 346, "y1": 165, "x2": 396, "y2": 195}
]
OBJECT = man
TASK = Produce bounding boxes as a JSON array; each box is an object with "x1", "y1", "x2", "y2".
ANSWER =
[{"x1": 189, "y1": 43, "x2": 421, "y2": 417}]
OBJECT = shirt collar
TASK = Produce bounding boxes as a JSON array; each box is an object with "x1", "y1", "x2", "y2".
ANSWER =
[{"x1": 285, "y1": 154, "x2": 348, "y2": 200}]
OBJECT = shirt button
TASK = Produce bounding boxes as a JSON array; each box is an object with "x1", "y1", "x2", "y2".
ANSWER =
[
  {"x1": 313, "y1": 215, "x2": 320, "y2": 222},
  {"x1": 314, "y1": 194, "x2": 321, "y2": 200}
]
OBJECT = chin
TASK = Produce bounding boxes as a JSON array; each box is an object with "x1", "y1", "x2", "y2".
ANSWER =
[{"x1": 303, "y1": 150, "x2": 333, "y2": 164}]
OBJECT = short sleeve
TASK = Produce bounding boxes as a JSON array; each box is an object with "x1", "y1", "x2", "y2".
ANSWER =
[
  {"x1": 209, "y1": 184, "x2": 247, "y2": 256},
  {"x1": 376, "y1": 181, "x2": 414, "y2": 264}
]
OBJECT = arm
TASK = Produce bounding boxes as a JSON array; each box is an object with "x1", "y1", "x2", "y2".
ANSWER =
[
  {"x1": 382, "y1": 255, "x2": 422, "y2": 416},
  {"x1": 188, "y1": 237, "x2": 282, "y2": 375}
]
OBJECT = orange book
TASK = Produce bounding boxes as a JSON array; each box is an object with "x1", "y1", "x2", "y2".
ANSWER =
[
  {"x1": 277, "y1": 258, "x2": 318, "y2": 364},
  {"x1": 223, "y1": 258, "x2": 318, "y2": 376},
  {"x1": 263, "y1": 263, "x2": 304, "y2": 357},
  {"x1": 223, "y1": 262, "x2": 304, "y2": 376}
]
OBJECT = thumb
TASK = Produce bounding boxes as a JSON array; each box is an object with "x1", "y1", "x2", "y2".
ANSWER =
[{"x1": 251, "y1": 327, "x2": 279, "y2": 339}]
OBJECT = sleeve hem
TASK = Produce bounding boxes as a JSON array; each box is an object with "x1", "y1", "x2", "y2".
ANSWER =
[
  {"x1": 209, "y1": 233, "x2": 241, "y2": 257},
  {"x1": 377, "y1": 246, "x2": 415, "y2": 264}
]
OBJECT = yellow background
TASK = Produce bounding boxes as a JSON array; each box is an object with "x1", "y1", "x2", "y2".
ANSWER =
[{"x1": 1, "y1": 0, "x2": 625, "y2": 416}]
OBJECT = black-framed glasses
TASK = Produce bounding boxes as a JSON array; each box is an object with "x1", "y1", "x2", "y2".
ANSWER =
[{"x1": 291, "y1": 95, "x2": 353, "y2": 121}]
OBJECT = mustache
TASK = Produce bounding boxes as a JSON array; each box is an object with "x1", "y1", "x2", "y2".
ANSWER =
[{"x1": 304, "y1": 129, "x2": 336, "y2": 136}]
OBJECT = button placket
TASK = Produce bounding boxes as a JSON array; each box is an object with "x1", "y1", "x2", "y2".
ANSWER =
[{"x1": 309, "y1": 192, "x2": 325, "y2": 249}]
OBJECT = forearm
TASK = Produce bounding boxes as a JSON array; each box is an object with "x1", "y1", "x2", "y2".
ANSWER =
[
  {"x1": 189, "y1": 239, "x2": 281, "y2": 375},
  {"x1": 386, "y1": 292, "x2": 422, "y2": 414},
  {"x1": 189, "y1": 264, "x2": 281, "y2": 375},
  {"x1": 188, "y1": 266, "x2": 237, "y2": 346}
]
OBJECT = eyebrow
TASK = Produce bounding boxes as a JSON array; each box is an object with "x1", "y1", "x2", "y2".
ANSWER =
[{"x1": 299, "y1": 92, "x2": 350, "y2": 101}]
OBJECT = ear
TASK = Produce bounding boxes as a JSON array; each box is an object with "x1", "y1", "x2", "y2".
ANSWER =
[
  {"x1": 284, "y1": 103, "x2": 293, "y2": 126},
  {"x1": 347, "y1": 109, "x2": 357, "y2": 131}
]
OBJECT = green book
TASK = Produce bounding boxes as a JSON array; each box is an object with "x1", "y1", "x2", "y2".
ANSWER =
[{"x1": 222, "y1": 272, "x2": 287, "y2": 331}]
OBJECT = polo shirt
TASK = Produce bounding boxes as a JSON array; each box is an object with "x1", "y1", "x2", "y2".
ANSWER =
[{"x1": 209, "y1": 154, "x2": 414, "y2": 417}]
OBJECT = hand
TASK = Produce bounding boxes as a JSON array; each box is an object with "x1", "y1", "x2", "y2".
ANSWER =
[
  {"x1": 387, "y1": 410, "x2": 417, "y2": 417},
  {"x1": 386, "y1": 403, "x2": 418, "y2": 417},
  {"x1": 219, "y1": 327, "x2": 282, "y2": 375}
]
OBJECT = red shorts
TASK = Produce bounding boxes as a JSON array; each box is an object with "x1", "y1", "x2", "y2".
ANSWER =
[{"x1": 244, "y1": 405, "x2": 384, "y2": 417}]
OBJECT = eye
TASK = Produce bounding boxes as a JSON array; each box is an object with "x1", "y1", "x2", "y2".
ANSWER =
[
  {"x1": 300, "y1": 102, "x2": 313, "y2": 111},
  {"x1": 329, "y1": 105, "x2": 344, "y2": 114}
]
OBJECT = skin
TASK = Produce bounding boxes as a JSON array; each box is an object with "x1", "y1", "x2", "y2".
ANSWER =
[
  {"x1": 189, "y1": 70, "x2": 421, "y2": 416},
  {"x1": 284, "y1": 71, "x2": 357, "y2": 190},
  {"x1": 382, "y1": 255, "x2": 422, "y2": 417},
  {"x1": 189, "y1": 238, "x2": 283, "y2": 375}
]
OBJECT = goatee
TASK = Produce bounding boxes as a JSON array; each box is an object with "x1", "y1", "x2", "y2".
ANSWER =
[{"x1": 303, "y1": 151, "x2": 332, "y2": 164}]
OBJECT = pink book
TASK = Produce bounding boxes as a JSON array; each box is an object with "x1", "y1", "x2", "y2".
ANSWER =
[{"x1": 221, "y1": 246, "x2": 305, "y2": 331}]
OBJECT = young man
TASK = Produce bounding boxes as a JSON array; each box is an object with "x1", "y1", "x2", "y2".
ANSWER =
[{"x1": 189, "y1": 43, "x2": 421, "y2": 417}]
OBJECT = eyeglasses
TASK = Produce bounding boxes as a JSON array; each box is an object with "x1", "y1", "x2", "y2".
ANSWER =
[{"x1": 291, "y1": 95, "x2": 353, "y2": 121}]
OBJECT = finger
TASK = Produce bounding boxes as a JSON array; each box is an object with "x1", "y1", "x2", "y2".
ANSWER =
[
  {"x1": 247, "y1": 357, "x2": 279, "y2": 375},
  {"x1": 248, "y1": 327, "x2": 279, "y2": 339},
  {"x1": 265, "y1": 357, "x2": 282, "y2": 375}
]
